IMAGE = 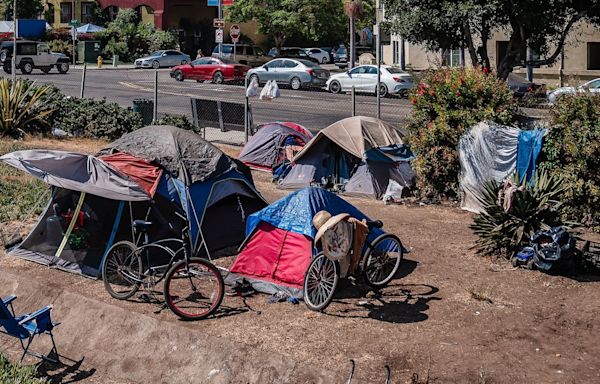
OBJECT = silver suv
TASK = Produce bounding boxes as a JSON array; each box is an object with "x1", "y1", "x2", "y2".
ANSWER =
[
  {"x1": 0, "y1": 40, "x2": 70, "y2": 74},
  {"x1": 211, "y1": 44, "x2": 269, "y2": 67}
]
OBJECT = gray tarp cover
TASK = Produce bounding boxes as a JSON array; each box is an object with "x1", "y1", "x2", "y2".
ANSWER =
[
  {"x1": 0, "y1": 150, "x2": 150, "y2": 201},
  {"x1": 98, "y1": 125, "x2": 236, "y2": 185},
  {"x1": 459, "y1": 121, "x2": 520, "y2": 213}
]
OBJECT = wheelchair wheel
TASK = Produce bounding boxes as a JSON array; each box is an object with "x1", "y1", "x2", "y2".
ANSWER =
[
  {"x1": 102, "y1": 241, "x2": 142, "y2": 300},
  {"x1": 362, "y1": 234, "x2": 403, "y2": 289},
  {"x1": 303, "y1": 252, "x2": 339, "y2": 312}
]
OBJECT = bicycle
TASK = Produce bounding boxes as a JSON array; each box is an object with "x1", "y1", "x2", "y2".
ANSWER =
[
  {"x1": 303, "y1": 219, "x2": 403, "y2": 311},
  {"x1": 102, "y1": 211, "x2": 224, "y2": 320}
]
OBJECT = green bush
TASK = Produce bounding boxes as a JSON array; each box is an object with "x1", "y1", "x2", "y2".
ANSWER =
[
  {"x1": 0, "y1": 353, "x2": 49, "y2": 383},
  {"x1": 407, "y1": 67, "x2": 518, "y2": 198},
  {"x1": 48, "y1": 39, "x2": 73, "y2": 57},
  {"x1": 155, "y1": 114, "x2": 196, "y2": 131},
  {"x1": 0, "y1": 79, "x2": 53, "y2": 138},
  {"x1": 470, "y1": 170, "x2": 568, "y2": 257},
  {"x1": 541, "y1": 93, "x2": 600, "y2": 229}
]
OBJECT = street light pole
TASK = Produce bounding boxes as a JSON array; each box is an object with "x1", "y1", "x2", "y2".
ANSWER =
[
  {"x1": 11, "y1": 0, "x2": 17, "y2": 82},
  {"x1": 72, "y1": 0, "x2": 76, "y2": 65}
]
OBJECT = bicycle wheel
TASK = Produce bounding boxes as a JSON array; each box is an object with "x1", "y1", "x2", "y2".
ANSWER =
[
  {"x1": 362, "y1": 234, "x2": 404, "y2": 289},
  {"x1": 303, "y1": 253, "x2": 339, "y2": 312},
  {"x1": 102, "y1": 241, "x2": 142, "y2": 300},
  {"x1": 163, "y1": 258, "x2": 224, "y2": 320}
]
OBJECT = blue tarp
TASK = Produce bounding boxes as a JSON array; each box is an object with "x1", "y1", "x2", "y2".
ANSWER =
[
  {"x1": 246, "y1": 187, "x2": 384, "y2": 241},
  {"x1": 517, "y1": 129, "x2": 546, "y2": 183}
]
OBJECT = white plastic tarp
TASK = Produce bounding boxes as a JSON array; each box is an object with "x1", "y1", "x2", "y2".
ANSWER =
[{"x1": 458, "y1": 121, "x2": 520, "y2": 213}]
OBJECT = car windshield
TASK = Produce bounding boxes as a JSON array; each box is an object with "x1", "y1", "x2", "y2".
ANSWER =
[
  {"x1": 298, "y1": 59, "x2": 317, "y2": 68},
  {"x1": 150, "y1": 51, "x2": 164, "y2": 56},
  {"x1": 386, "y1": 67, "x2": 407, "y2": 74},
  {"x1": 584, "y1": 79, "x2": 600, "y2": 88},
  {"x1": 336, "y1": 48, "x2": 347, "y2": 55}
]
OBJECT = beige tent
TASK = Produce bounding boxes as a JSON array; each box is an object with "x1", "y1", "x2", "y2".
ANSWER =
[{"x1": 279, "y1": 116, "x2": 414, "y2": 199}]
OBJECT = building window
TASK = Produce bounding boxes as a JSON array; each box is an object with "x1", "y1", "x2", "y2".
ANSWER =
[
  {"x1": 442, "y1": 48, "x2": 461, "y2": 67},
  {"x1": 392, "y1": 40, "x2": 399, "y2": 65},
  {"x1": 60, "y1": 3, "x2": 72, "y2": 24},
  {"x1": 82, "y1": 3, "x2": 93, "y2": 24},
  {"x1": 105, "y1": 6, "x2": 118, "y2": 21},
  {"x1": 588, "y1": 43, "x2": 600, "y2": 70}
]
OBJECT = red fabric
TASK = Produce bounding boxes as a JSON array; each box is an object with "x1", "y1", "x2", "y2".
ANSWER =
[
  {"x1": 230, "y1": 222, "x2": 312, "y2": 289},
  {"x1": 280, "y1": 122, "x2": 313, "y2": 139},
  {"x1": 100, "y1": 153, "x2": 162, "y2": 197}
]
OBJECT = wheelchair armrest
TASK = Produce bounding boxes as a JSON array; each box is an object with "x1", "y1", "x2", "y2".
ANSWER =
[
  {"x1": 2, "y1": 295, "x2": 16, "y2": 305},
  {"x1": 18, "y1": 305, "x2": 52, "y2": 326}
]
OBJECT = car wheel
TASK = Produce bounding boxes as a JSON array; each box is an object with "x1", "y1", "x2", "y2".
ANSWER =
[
  {"x1": 249, "y1": 74, "x2": 260, "y2": 85},
  {"x1": 57, "y1": 62, "x2": 69, "y2": 74},
  {"x1": 329, "y1": 80, "x2": 342, "y2": 94},
  {"x1": 378, "y1": 83, "x2": 388, "y2": 97},
  {"x1": 212, "y1": 71, "x2": 224, "y2": 84},
  {"x1": 0, "y1": 49, "x2": 9, "y2": 63},
  {"x1": 20, "y1": 62, "x2": 33, "y2": 75},
  {"x1": 3, "y1": 63, "x2": 11, "y2": 74},
  {"x1": 152, "y1": 60, "x2": 160, "y2": 69},
  {"x1": 40, "y1": 66, "x2": 51, "y2": 74},
  {"x1": 180, "y1": 60, "x2": 188, "y2": 65},
  {"x1": 290, "y1": 76, "x2": 302, "y2": 90},
  {"x1": 174, "y1": 70, "x2": 184, "y2": 82},
  {"x1": 321, "y1": 56, "x2": 328, "y2": 64}
]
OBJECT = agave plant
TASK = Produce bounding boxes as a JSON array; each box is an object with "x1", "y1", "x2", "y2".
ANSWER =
[
  {"x1": 0, "y1": 78, "x2": 52, "y2": 138},
  {"x1": 470, "y1": 169, "x2": 570, "y2": 257}
]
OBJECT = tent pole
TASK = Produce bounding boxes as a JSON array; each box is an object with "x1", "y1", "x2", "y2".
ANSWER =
[
  {"x1": 99, "y1": 201, "x2": 125, "y2": 276},
  {"x1": 55, "y1": 192, "x2": 86, "y2": 258}
]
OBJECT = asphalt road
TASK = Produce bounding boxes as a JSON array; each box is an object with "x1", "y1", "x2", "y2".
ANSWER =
[{"x1": 3, "y1": 67, "x2": 413, "y2": 133}]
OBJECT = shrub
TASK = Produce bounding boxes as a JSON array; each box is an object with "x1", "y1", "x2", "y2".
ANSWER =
[
  {"x1": 155, "y1": 114, "x2": 196, "y2": 131},
  {"x1": 470, "y1": 170, "x2": 568, "y2": 257},
  {"x1": 48, "y1": 39, "x2": 72, "y2": 57},
  {"x1": 541, "y1": 93, "x2": 600, "y2": 229},
  {"x1": 407, "y1": 67, "x2": 518, "y2": 198},
  {"x1": 0, "y1": 78, "x2": 53, "y2": 138}
]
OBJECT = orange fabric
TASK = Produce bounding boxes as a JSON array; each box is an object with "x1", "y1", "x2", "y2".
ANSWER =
[
  {"x1": 100, "y1": 153, "x2": 162, "y2": 197},
  {"x1": 348, "y1": 217, "x2": 368, "y2": 274}
]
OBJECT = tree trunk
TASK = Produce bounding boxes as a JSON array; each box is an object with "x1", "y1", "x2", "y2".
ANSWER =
[
  {"x1": 463, "y1": 21, "x2": 479, "y2": 67},
  {"x1": 274, "y1": 31, "x2": 285, "y2": 51},
  {"x1": 480, "y1": 27, "x2": 490, "y2": 69}
]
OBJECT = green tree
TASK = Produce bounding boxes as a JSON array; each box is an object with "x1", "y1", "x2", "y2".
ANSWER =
[
  {"x1": 383, "y1": 0, "x2": 600, "y2": 79},
  {"x1": 0, "y1": 0, "x2": 44, "y2": 20},
  {"x1": 227, "y1": 0, "x2": 347, "y2": 49}
]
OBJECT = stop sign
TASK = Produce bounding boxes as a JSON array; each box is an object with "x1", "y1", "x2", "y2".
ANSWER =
[{"x1": 230, "y1": 24, "x2": 241, "y2": 39}]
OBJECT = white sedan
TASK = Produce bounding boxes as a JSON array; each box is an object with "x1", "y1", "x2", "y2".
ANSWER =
[
  {"x1": 325, "y1": 65, "x2": 414, "y2": 97},
  {"x1": 547, "y1": 78, "x2": 600, "y2": 104},
  {"x1": 305, "y1": 48, "x2": 330, "y2": 64}
]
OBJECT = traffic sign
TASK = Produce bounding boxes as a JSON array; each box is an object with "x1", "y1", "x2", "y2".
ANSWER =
[
  {"x1": 215, "y1": 29, "x2": 224, "y2": 43},
  {"x1": 213, "y1": 18, "x2": 225, "y2": 28},
  {"x1": 229, "y1": 24, "x2": 240, "y2": 39},
  {"x1": 207, "y1": 0, "x2": 219, "y2": 6},
  {"x1": 222, "y1": 0, "x2": 234, "y2": 5},
  {"x1": 69, "y1": 19, "x2": 80, "y2": 27}
]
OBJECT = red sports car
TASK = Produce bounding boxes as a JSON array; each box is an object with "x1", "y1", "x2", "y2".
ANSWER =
[{"x1": 170, "y1": 57, "x2": 250, "y2": 84}]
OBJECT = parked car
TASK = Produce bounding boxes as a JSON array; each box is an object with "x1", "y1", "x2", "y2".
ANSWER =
[
  {"x1": 212, "y1": 44, "x2": 269, "y2": 67},
  {"x1": 246, "y1": 58, "x2": 330, "y2": 90},
  {"x1": 170, "y1": 57, "x2": 250, "y2": 84},
  {"x1": 0, "y1": 40, "x2": 70, "y2": 74},
  {"x1": 268, "y1": 47, "x2": 319, "y2": 63},
  {"x1": 326, "y1": 65, "x2": 414, "y2": 97},
  {"x1": 547, "y1": 77, "x2": 600, "y2": 104},
  {"x1": 506, "y1": 73, "x2": 546, "y2": 98},
  {"x1": 319, "y1": 47, "x2": 335, "y2": 63},
  {"x1": 305, "y1": 48, "x2": 331, "y2": 64},
  {"x1": 334, "y1": 45, "x2": 375, "y2": 68},
  {"x1": 135, "y1": 50, "x2": 191, "y2": 69}
]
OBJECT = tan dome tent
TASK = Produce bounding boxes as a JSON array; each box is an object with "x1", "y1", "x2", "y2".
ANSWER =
[{"x1": 278, "y1": 116, "x2": 415, "y2": 200}]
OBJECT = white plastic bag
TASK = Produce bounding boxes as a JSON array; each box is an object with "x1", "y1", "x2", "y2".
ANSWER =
[
  {"x1": 259, "y1": 80, "x2": 274, "y2": 100},
  {"x1": 246, "y1": 77, "x2": 259, "y2": 97},
  {"x1": 268, "y1": 80, "x2": 280, "y2": 99}
]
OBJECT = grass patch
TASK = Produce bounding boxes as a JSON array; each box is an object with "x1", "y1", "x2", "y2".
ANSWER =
[
  {"x1": 0, "y1": 353, "x2": 49, "y2": 384},
  {"x1": 0, "y1": 141, "x2": 50, "y2": 223}
]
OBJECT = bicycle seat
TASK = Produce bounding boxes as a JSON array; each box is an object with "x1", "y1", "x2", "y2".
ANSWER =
[
  {"x1": 366, "y1": 220, "x2": 383, "y2": 229},
  {"x1": 133, "y1": 220, "x2": 153, "y2": 232}
]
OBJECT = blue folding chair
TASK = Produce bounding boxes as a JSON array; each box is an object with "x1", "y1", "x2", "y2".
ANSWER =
[{"x1": 0, "y1": 295, "x2": 60, "y2": 363}]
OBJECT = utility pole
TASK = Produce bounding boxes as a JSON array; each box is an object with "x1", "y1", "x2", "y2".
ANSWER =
[
  {"x1": 11, "y1": 0, "x2": 17, "y2": 82},
  {"x1": 72, "y1": 0, "x2": 76, "y2": 65},
  {"x1": 375, "y1": 0, "x2": 382, "y2": 119},
  {"x1": 218, "y1": 0, "x2": 222, "y2": 57}
]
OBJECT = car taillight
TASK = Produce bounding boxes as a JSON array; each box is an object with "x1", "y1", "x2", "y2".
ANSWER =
[
  {"x1": 306, "y1": 69, "x2": 314, "y2": 76},
  {"x1": 393, "y1": 77, "x2": 406, "y2": 83}
]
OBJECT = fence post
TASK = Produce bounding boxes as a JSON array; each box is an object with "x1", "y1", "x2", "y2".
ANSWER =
[
  {"x1": 80, "y1": 63, "x2": 87, "y2": 98},
  {"x1": 244, "y1": 76, "x2": 249, "y2": 143},
  {"x1": 352, "y1": 85, "x2": 356, "y2": 117},
  {"x1": 153, "y1": 69, "x2": 158, "y2": 123},
  {"x1": 376, "y1": 22, "x2": 381, "y2": 119}
]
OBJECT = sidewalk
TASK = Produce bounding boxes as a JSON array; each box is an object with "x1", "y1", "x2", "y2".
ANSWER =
[{"x1": 71, "y1": 64, "x2": 137, "y2": 70}]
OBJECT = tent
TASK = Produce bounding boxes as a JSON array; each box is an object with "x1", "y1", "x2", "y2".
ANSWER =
[
  {"x1": 279, "y1": 116, "x2": 415, "y2": 199},
  {"x1": 1, "y1": 125, "x2": 266, "y2": 277},
  {"x1": 226, "y1": 187, "x2": 384, "y2": 298},
  {"x1": 76, "y1": 24, "x2": 106, "y2": 33},
  {"x1": 238, "y1": 122, "x2": 313, "y2": 170},
  {"x1": 458, "y1": 121, "x2": 546, "y2": 213}
]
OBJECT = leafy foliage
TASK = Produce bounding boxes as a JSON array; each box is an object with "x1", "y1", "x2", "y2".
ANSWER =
[
  {"x1": 0, "y1": 0, "x2": 44, "y2": 20},
  {"x1": 155, "y1": 114, "x2": 196, "y2": 131},
  {"x1": 0, "y1": 79, "x2": 53, "y2": 138},
  {"x1": 227, "y1": 0, "x2": 347, "y2": 49},
  {"x1": 407, "y1": 67, "x2": 517, "y2": 198},
  {"x1": 470, "y1": 170, "x2": 568, "y2": 257},
  {"x1": 48, "y1": 39, "x2": 73, "y2": 57},
  {"x1": 540, "y1": 92, "x2": 600, "y2": 229},
  {"x1": 0, "y1": 353, "x2": 49, "y2": 383}
]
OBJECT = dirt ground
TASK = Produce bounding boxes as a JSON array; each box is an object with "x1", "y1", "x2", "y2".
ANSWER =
[{"x1": 1, "y1": 138, "x2": 600, "y2": 384}]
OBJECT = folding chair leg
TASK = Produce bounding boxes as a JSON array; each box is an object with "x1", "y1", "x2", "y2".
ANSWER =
[
  {"x1": 20, "y1": 336, "x2": 34, "y2": 363},
  {"x1": 47, "y1": 331, "x2": 60, "y2": 363}
]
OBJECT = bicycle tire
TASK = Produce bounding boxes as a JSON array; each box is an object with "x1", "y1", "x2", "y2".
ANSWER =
[
  {"x1": 303, "y1": 253, "x2": 339, "y2": 312},
  {"x1": 163, "y1": 258, "x2": 224, "y2": 320},
  {"x1": 102, "y1": 241, "x2": 142, "y2": 300},
  {"x1": 362, "y1": 234, "x2": 403, "y2": 289}
]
